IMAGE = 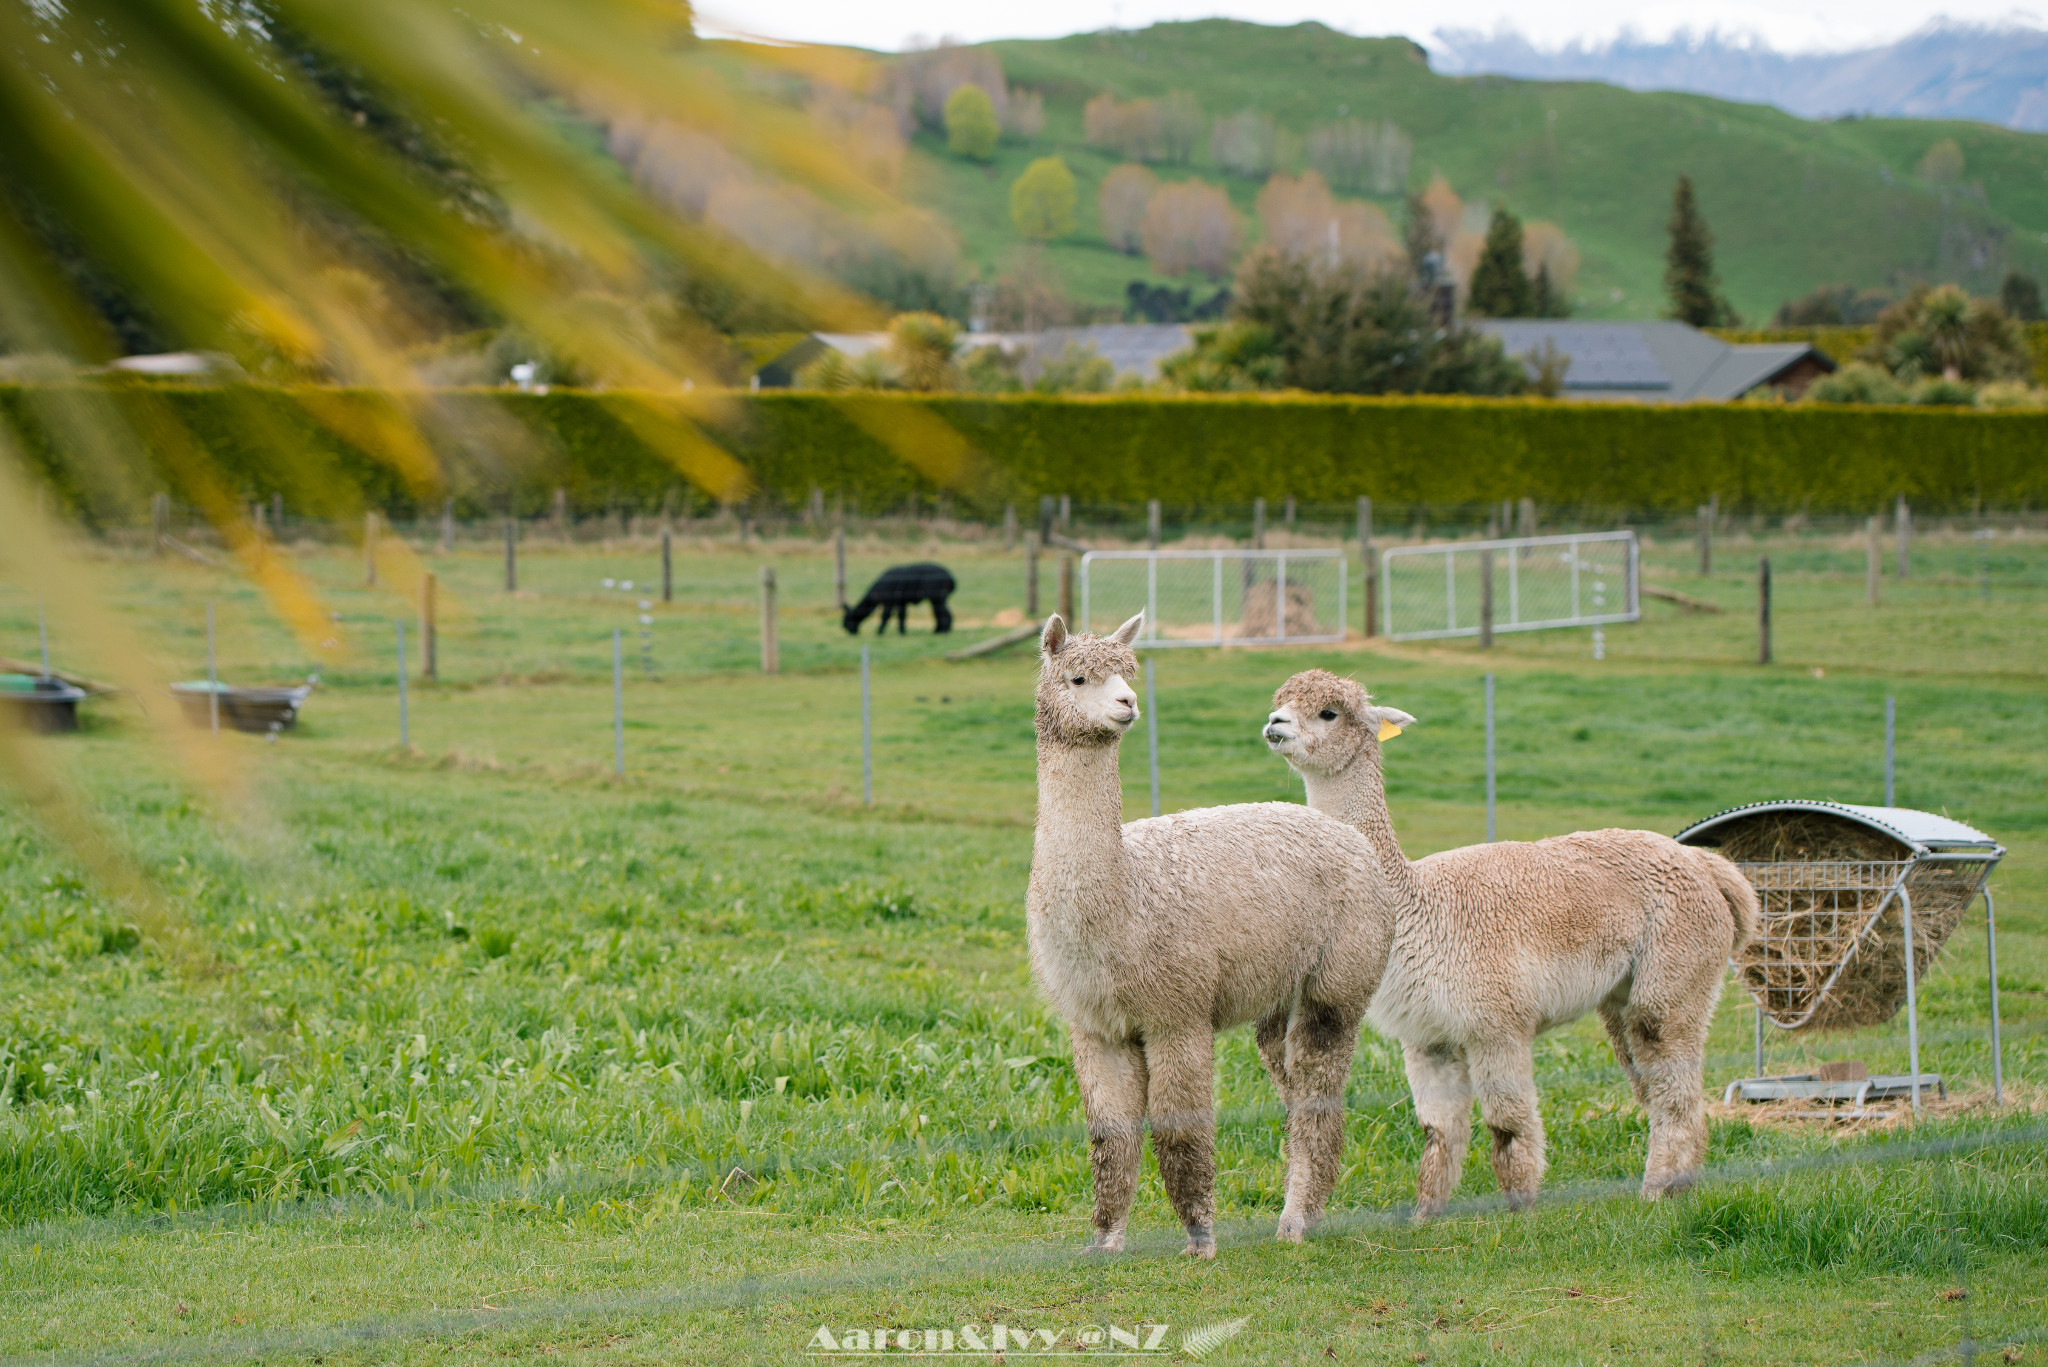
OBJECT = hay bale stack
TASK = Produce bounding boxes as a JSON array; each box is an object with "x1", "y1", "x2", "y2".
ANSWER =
[
  {"x1": 1716, "y1": 810, "x2": 1979, "y2": 1031},
  {"x1": 1239, "y1": 582, "x2": 1319, "y2": 638}
]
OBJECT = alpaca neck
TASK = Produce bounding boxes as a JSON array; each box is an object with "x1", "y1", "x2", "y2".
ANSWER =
[
  {"x1": 1303, "y1": 756, "x2": 1419, "y2": 894},
  {"x1": 1033, "y1": 736, "x2": 1129, "y2": 911}
]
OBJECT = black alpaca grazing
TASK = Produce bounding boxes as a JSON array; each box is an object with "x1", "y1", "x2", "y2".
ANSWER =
[{"x1": 844, "y1": 563, "x2": 956, "y2": 634}]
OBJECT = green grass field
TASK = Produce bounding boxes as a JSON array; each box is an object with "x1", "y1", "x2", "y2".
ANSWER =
[
  {"x1": 2, "y1": 518, "x2": 2045, "y2": 1364},
  {"x1": 886, "y1": 20, "x2": 2048, "y2": 321}
]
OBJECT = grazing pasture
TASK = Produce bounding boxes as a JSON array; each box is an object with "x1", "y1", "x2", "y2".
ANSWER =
[{"x1": 1, "y1": 522, "x2": 2044, "y2": 1364}]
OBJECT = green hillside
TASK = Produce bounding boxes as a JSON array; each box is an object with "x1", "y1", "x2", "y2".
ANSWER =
[{"x1": 891, "y1": 20, "x2": 2048, "y2": 321}]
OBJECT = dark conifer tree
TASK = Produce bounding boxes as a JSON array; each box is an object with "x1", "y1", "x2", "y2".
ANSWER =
[
  {"x1": 1999, "y1": 270, "x2": 2043, "y2": 322},
  {"x1": 1467, "y1": 208, "x2": 1533, "y2": 317},
  {"x1": 1664, "y1": 175, "x2": 1737, "y2": 326}
]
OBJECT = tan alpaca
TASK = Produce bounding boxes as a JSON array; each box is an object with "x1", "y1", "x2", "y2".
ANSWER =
[
  {"x1": 1027, "y1": 616, "x2": 1400, "y2": 1257},
  {"x1": 1264, "y1": 669, "x2": 1756, "y2": 1216}
]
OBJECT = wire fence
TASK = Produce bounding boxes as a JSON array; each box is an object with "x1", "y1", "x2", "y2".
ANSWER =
[{"x1": 20, "y1": 1120, "x2": 2044, "y2": 1367}]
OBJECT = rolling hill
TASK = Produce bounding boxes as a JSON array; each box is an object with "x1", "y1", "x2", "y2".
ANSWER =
[{"x1": 886, "y1": 20, "x2": 2048, "y2": 322}]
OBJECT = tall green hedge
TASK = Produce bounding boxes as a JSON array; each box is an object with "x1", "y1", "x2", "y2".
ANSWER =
[{"x1": 5, "y1": 383, "x2": 2044, "y2": 524}]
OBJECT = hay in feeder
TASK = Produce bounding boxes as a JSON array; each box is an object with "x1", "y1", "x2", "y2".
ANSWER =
[{"x1": 1713, "y1": 810, "x2": 1984, "y2": 1032}]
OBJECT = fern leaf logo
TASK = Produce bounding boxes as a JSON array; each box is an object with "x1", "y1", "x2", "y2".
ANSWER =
[{"x1": 1181, "y1": 1316, "x2": 1248, "y2": 1359}]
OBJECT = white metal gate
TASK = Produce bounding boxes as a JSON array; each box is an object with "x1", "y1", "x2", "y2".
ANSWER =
[
  {"x1": 1080, "y1": 549, "x2": 1347, "y2": 648},
  {"x1": 1379, "y1": 531, "x2": 1638, "y2": 642}
]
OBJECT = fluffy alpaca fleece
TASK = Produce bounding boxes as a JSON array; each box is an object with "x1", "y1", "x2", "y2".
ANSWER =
[
  {"x1": 1027, "y1": 617, "x2": 1401, "y2": 1257},
  {"x1": 1265, "y1": 669, "x2": 1757, "y2": 1216}
]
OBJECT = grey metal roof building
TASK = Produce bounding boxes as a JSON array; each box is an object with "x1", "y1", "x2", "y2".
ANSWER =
[
  {"x1": 757, "y1": 318, "x2": 1833, "y2": 400},
  {"x1": 1473, "y1": 320, "x2": 1835, "y2": 401}
]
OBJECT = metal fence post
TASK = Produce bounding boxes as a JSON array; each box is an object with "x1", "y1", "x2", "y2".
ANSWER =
[
  {"x1": 422, "y1": 572, "x2": 438, "y2": 682},
  {"x1": 1895, "y1": 495, "x2": 1911, "y2": 579},
  {"x1": 1025, "y1": 532, "x2": 1040, "y2": 617},
  {"x1": 1146, "y1": 658, "x2": 1160, "y2": 819},
  {"x1": 662, "y1": 528, "x2": 673, "y2": 604},
  {"x1": 1697, "y1": 504, "x2": 1712, "y2": 575},
  {"x1": 1757, "y1": 557, "x2": 1772, "y2": 665},
  {"x1": 1484, "y1": 672, "x2": 1497, "y2": 842},
  {"x1": 394, "y1": 620, "x2": 407, "y2": 748},
  {"x1": 1479, "y1": 549, "x2": 1494, "y2": 648},
  {"x1": 1884, "y1": 695, "x2": 1896, "y2": 805},
  {"x1": 860, "y1": 644, "x2": 873, "y2": 806},
  {"x1": 206, "y1": 602, "x2": 219, "y2": 734},
  {"x1": 612, "y1": 628, "x2": 624, "y2": 777},
  {"x1": 504, "y1": 517, "x2": 517, "y2": 592},
  {"x1": 1900, "y1": 887, "x2": 1922, "y2": 1112},
  {"x1": 1865, "y1": 515, "x2": 1881, "y2": 605},
  {"x1": 760, "y1": 566, "x2": 779, "y2": 674},
  {"x1": 1986, "y1": 888, "x2": 2004, "y2": 1104}
]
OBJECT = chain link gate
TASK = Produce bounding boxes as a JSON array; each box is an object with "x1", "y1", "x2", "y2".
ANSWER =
[{"x1": 1378, "y1": 531, "x2": 1638, "y2": 642}]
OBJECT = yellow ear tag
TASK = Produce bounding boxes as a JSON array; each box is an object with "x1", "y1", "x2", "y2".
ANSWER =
[{"x1": 1377, "y1": 720, "x2": 1404, "y2": 742}]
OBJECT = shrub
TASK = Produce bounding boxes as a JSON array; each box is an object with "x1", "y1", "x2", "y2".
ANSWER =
[
  {"x1": 1804, "y1": 362, "x2": 1907, "y2": 405},
  {"x1": 1231, "y1": 248, "x2": 1524, "y2": 395},
  {"x1": 943, "y1": 85, "x2": 999, "y2": 161},
  {"x1": 1009, "y1": 157, "x2": 1077, "y2": 241}
]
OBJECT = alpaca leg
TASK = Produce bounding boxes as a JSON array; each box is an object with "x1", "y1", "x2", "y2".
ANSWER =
[
  {"x1": 1403, "y1": 1042, "x2": 1472, "y2": 1221},
  {"x1": 897, "y1": 600, "x2": 908, "y2": 634},
  {"x1": 1625, "y1": 1003, "x2": 1714, "y2": 1199},
  {"x1": 931, "y1": 595, "x2": 952, "y2": 633},
  {"x1": 1276, "y1": 1000, "x2": 1360, "y2": 1243},
  {"x1": 1143, "y1": 1027, "x2": 1218, "y2": 1258},
  {"x1": 1069, "y1": 1026, "x2": 1148, "y2": 1252},
  {"x1": 1597, "y1": 998, "x2": 1651, "y2": 1110},
  {"x1": 1469, "y1": 1037, "x2": 1546, "y2": 1211}
]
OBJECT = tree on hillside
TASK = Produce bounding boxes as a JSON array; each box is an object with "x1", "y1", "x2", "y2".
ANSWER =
[
  {"x1": 1664, "y1": 175, "x2": 1738, "y2": 327},
  {"x1": 1141, "y1": 179, "x2": 1243, "y2": 278},
  {"x1": 1255, "y1": 171, "x2": 1401, "y2": 273},
  {"x1": 1099, "y1": 165, "x2": 1159, "y2": 255},
  {"x1": 2001, "y1": 270, "x2": 2043, "y2": 322},
  {"x1": 1010, "y1": 157, "x2": 1077, "y2": 241},
  {"x1": 1159, "y1": 92, "x2": 1203, "y2": 164},
  {"x1": 945, "y1": 85, "x2": 1000, "y2": 161},
  {"x1": 1224, "y1": 247, "x2": 1524, "y2": 395},
  {"x1": 1467, "y1": 208, "x2": 1534, "y2": 317}
]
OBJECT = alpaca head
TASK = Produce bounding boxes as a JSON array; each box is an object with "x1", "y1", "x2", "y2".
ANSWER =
[
  {"x1": 1264, "y1": 668, "x2": 1416, "y2": 778},
  {"x1": 1036, "y1": 613, "x2": 1143, "y2": 746}
]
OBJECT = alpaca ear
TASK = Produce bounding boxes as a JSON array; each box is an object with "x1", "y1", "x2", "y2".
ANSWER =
[
  {"x1": 1375, "y1": 706, "x2": 1418, "y2": 741},
  {"x1": 1110, "y1": 611, "x2": 1145, "y2": 646},
  {"x1": 1041, "y1": 614, "x2": 1068, "y2": 656}
]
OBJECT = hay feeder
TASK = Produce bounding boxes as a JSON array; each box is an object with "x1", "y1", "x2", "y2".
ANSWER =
[{"x1": 1676, "y1": 801, "x2": 2005, "y2": 1114}]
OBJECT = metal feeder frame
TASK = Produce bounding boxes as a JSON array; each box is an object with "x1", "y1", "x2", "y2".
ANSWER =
[{"x1": 1676, "y1": 801, "x2": 2005, "y2": 1115}]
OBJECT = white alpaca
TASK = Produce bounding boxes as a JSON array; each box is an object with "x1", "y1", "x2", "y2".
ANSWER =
[
  {"x1": 1027, "y1": 616, "x2": 1401, "y2": 1257},
  {"x1": 1264, "y1": 670, "x2": 1756, "y2": 1216}
]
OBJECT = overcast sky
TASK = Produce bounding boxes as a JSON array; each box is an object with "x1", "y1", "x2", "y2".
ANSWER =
[{"x1": 700, "y1": 1, "x2": 2046, "y2": 56}]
